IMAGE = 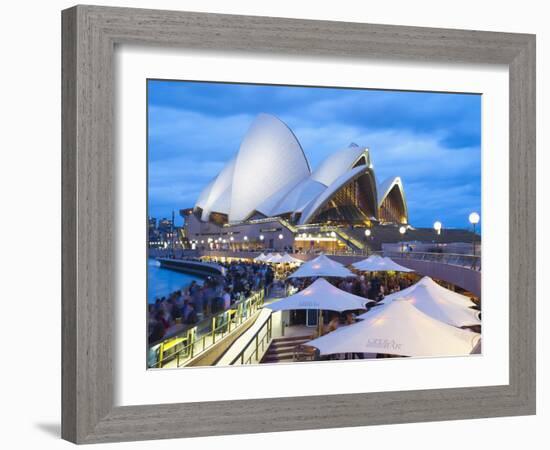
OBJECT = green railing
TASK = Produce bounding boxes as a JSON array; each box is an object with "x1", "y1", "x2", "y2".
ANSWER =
[
  {"x1": 148, "y1": 290, "x2": 265, "y2": 368},
  {"x1": 230, "y1": 313, "x2": 273, "y2": 365}
]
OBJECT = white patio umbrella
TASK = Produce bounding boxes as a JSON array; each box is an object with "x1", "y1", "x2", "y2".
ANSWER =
[
  {"x1": 266, "y1": 278, "x2": 367, "y2": 312},
  {"x1": 367, "y1": 277, "x2": 480, "y2": 327},
  {"x1": 254, "y1": 253, "x2": 268, "y2": 262},
  {"x1": 352, "y1": 254, "x2": 413, "y2": 272},
  {"x1": 306, "y1": 299, "x2": 480, "y2": 357},
  {"x1": 266, "y1": 253, "x2": 283, "y2": 263},
  {"x1": 279, "y1": 253, "x2": 303, "y2": 264},
  {"x1": 382, "y1": 276, "x2": 477, "y2": 308},
  {"x1": 288, "y1": 254, "x2": 356, "y2": 278}
]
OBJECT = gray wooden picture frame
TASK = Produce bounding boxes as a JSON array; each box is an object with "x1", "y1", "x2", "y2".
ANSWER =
[{"x1": 61, "y1": 5, "x2": 536, "y2": 444}]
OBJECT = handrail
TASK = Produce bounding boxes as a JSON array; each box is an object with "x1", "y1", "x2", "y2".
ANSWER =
[
  {"x1": 332, "y1": 229, "x2": 365, "y2": 250},
  {"x1": 384, "y1": 250, "x2": 481, "y2": 271},
  {"x1": 149, "y1": 290, "x2": 265, "y2": 368},
  {"x1": 224, "y1": 216, "x2": 298, "y2": 233},
  {"x1": 230, "y1": 313, "x2": 273, "y2": 365},
  {"x1": 192, "y1": 248, "x2": 481, "y2": 271}
]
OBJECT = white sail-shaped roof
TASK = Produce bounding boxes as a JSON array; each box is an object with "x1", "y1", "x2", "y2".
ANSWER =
[
  {"x1": 195, "y1": 178, "x2": 215, "y2": 212},
  {"x1": 377, "y1": 176, "x2": 408, "y2": 224},
  {"x1": 257, "y1": 177, "x2": 327, "y2": 217},
  {"x1": 278, "y1": 178, "x2": 328, "y2": 214},
  {"x1": 195, "y1": 156, "x2": 236, "y2": 220},
  {"x1": 208, "y1": 186, "x2": 232, "y2": 216},
  {"x1": 298, "y1": 165, "x2": 371, "y2": 225},
  {"x1": 192, "y1": 114, "x2": 407, "y2": 227},
  {"x1": 377, "y1": 176, "x2": 407, "y2": 208},
  {"x1": 255, "y1": 178, "x2": 305, "y2": 217},
  {"x1": 229, "y1": 114, "x2": 311, "y2": 222},
  {"x1": 311, "y1": 144, "x2": 370, "y2": 186}
]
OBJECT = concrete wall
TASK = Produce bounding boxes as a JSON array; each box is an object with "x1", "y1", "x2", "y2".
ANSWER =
[{"x1": 389, "y1": 257, "x2": 481, "y2": 297}]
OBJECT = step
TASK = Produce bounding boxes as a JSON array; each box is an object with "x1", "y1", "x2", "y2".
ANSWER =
[
  {"x1": 266, "y1": 344, "x2": 312, "y2": 354},
  {"x1": 264, "y1": 349, "x2": 296, "y2": 359},
  {"x1": 261, "y1": 354, "x2": 296, "y2": 363},
  {"x1": 265, "y1": 343, "x2": 308, "y2": 354},
  {"x1": 271, "y1": 335, "x2": 313, "y2": 344},
  {"x1": 262, "y1": 350, "x2": 314, "y2": 364},
  {"x1": 271, "y1": 336, "x2": 312, "y2": 345},
  {"x1": 268, "y1": 342, "x2": 310, "y2": 353}
]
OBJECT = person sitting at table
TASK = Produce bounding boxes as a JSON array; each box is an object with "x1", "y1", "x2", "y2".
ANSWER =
[
  {"x1": 345, "y1": 311, "x2": 356, "y2": 325},
  {"x1": 326, "y1": 313, "x2": 340, "y2": 334}
]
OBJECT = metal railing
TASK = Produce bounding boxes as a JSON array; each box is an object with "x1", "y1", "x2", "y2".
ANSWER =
[
  {"x1": 230, "y1": 313, "x2": 273, "y2": 365},
  {"x1": 148, "y1": 290, "x2": 265, "y2": 368},
  {"x1": 189, "y1": 248, "x2": 481, "y2": 272},
  {"x1": 223, "y1": 216, "x2": 298, "y2": 233},
  {"x1": 384, "y1": 251, "x2": 481, "y2": 271}
]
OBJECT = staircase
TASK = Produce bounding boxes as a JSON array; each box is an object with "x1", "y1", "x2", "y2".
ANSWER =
[
  {"x1": 260, "y1": 335, "x2": 314, "y2": 364},
  {"x1": 333, "y1": 228, "x2": 365, "y2": 252}
]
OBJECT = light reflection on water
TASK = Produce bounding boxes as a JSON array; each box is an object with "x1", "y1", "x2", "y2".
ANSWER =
[{"x1": 147, "y1": 258, "x2": 203, "y2": 304}]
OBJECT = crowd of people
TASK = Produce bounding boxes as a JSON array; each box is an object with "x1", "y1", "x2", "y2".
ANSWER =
[
  {"x1": 148, "y1": 261, "x2": 274, "y2": 344},
  {"x1": 336, "y1": 274, "x2": 414, "y2": 302},
  {"x1": 287, "y1": 273, "x2": 415, "y2": 303},
  {"x1": 147, "y1": 252, "x2": 415, "y2": 346}
]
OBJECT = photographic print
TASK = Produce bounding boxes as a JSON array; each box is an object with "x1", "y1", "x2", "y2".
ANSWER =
[{"x1": 146, "y1": 80, "x2": 482, "y2": 369}]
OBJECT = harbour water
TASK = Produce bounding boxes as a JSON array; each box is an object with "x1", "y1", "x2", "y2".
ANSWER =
[{"x1": 147, "y1": 258, "x2": 203, "y2": 304}]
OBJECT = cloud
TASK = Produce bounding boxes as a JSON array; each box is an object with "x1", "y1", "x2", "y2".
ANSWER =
[
  {"x1": 148, "y1": 106, "x2": 253, "y2": 162},
  {"x1": 147, "y1": 81, "x2": 481, "y2": 228}
]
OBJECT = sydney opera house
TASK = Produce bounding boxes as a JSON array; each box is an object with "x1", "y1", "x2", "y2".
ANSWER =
[{"x1": 182, "y1": 113, "x2": 410, "y2": 252}]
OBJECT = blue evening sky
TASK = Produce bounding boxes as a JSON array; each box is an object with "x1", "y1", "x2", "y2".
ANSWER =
[{"x1": 148, "y1": 80, "x2": 481, "y2": 229}]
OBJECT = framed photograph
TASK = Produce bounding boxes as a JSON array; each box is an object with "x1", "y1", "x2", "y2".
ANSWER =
[{"x1": 62, "y1": 5, "x2": 536, "y2": 444}]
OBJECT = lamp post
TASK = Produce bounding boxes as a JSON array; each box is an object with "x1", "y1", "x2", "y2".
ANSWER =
[
  {"x1": 399, "y1": 225, "x2": 406, "y2": 256},
  {"x1": 364, "y1": 228, "x2": 371, "y2": 256},
  {"x1": 329, "y1": 231, "x2": 336, "y2": 254},
  {"x1": 469, "y1": 212, "x2": 480, "y2": 256},
  {"x1": 433, "y1": 221, "x2": 442, "y2": 250}
]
